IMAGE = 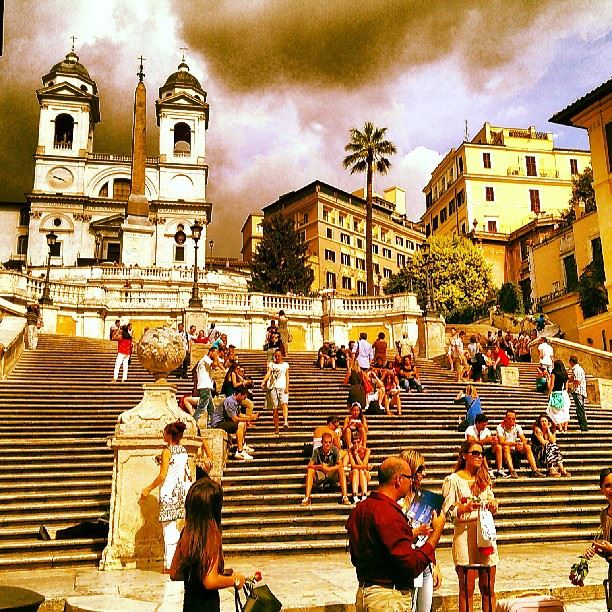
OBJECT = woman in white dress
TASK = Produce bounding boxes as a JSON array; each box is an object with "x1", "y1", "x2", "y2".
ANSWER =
[
  {"x1": 141, "y1": 420, "x2": 190, "y2": 572},
  {"x1": 442, "y1": 440, "x2": 498, "y2": 612},
  {"x1": 546, "y1": 360, "x2": 570, "y2": 432}
]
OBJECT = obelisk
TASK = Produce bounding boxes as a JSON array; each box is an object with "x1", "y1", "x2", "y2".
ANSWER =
[{"x1": 120, "y1": 57, "x2": 154, "y2": 266}]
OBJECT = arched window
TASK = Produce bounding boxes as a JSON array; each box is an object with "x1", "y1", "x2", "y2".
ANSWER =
[
  {"x1": 173, "y1": 122, "x2": 191, "y2": 155},
  {"x1": 54, "y1": 113, "x2": 74, "y2": 149},
  {"x1": 98, "y1": 183, "x2": 109, "y2": 197},
  {"x1": 113, "y1": 178, "x2": 131, "y2": 200}
]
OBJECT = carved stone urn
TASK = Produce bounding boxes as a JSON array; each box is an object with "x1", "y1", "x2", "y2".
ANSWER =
[{"x1": 136, "y1": 326, "x2": 185, "y2": 382}]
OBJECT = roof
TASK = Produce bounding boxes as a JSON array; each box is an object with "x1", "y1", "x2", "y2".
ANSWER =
[
  {"x1": 160, "y1": 62, "x2": 205, "y2": 96},
  {"x1": 43, "y1": 51, "x2": 96, "y2": 90},
  {"x1": 549, "y1": 77, "x2": 612, "y2": 126}
]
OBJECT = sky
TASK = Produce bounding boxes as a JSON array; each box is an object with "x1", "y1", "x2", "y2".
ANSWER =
[{"x1": 0, "y1": 0, "x2": 611, "y2": 257}]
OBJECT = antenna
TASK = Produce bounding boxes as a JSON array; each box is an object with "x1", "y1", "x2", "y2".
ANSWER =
[
  {"x1": 137, "y1": 56, "x2": 146, "y2": 82},
  {"x1": 464, "y1": 120, "x2": 469, "y2": 142},
  {"x1": 180, "y1": 47, "x2": 188, "y2": 62}
]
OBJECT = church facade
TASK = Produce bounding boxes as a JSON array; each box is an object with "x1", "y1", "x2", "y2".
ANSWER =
[{"x1": 24, "y1": 49, "x2": 211, "y2": 270}]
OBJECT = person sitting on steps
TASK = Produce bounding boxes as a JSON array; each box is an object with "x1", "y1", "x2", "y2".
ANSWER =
[
  {"x1": 496, "y1": 409, "x2": 544, "y2": 478},
  {"x1": 465, "y1": 413, "x2": 508, "y2": 479},
  {"x1": 301, "y1": 432, "x2": 351, "y2": 506}
]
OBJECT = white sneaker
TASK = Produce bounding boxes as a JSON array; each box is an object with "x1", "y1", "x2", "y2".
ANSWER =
[
  {"x1": 235, "y1": 450, "x2": 253, "y2": 460},
  {"x1": 243, "y1": 444, "x2": 255, "y2": 453}
]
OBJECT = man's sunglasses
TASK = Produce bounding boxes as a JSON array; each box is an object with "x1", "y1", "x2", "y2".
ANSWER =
[{"x1": 400, "y1": 473, "x2": 417, "y2": 480}]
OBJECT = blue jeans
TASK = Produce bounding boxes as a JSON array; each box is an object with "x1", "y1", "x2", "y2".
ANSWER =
[
  {"x1": 194, "y1": 388, "x2": 213, "y2": 427},
  {"x1": 413, "y1": 563, "x2": 433, "y2": 612}
]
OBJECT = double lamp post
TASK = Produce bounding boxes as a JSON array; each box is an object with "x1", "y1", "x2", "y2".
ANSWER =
[{"x1": 39, "y1": 231, "x2": 58, "y2": 306}]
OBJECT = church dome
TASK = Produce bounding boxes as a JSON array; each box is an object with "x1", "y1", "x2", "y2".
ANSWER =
[
  {"x1": 161, "y1": 61, "x2": 205, "y2": 95},
  {"x1": 43, "y1": 50, "x2": 97, "y2": 92}
]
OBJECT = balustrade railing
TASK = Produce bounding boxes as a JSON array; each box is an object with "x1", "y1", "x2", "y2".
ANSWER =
[{"x1": 262, "y1": 294, "x2": 314, "y2": 313}]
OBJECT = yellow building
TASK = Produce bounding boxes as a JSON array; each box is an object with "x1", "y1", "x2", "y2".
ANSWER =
[
  {"x1": 240, "y1": 212, "x2": 263, "y2": 262},
  {"x1": 251, "y1": 180, "x2": 425, "y2": 295},
  {"x1": 420, "y1": 122, "x2": 591, "y2": 287},
  {"x1": 531, "y1": 78, "x2": 612, "y2": 349}
]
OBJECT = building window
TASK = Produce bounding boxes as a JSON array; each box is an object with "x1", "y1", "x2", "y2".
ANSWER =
[
  {"x1": 526, "y1": 155, "x2": 537, "y2": 177},
  {"x1": 339, "y1": 215, "x2": 345, "y2": 227},
  {"x1": 373, "y1": 263, "x2": 380, "y2": 274},
  {"x1": 340, "y1": 232, "x2": 350, "y2": 245},
  {"x1": 326, "y1": 227, "x2": 333, "y2": 239},
  {"x1": 256, "y1": 223, "x2": 263, "y2": 234},
  {"x1": 326, "y1": 271, "x2": 336, "y2": 289},
  {"x1": 563, "y1": 254, "x2": 579, "y2": 291},
  {"x1": 425, "y1": 224, "x2": 431, "y2": 237},
  {"x1": 461, "y1": 223, "x2": 466, "y2": 234},
  {"x1": 99, "y1": 183, "x2": 109, "y2": 197},
  {"x1": 457, "y1": 157, "x2": 464, "y2": 174},
  {"x1": 19, "y1": 207, "x2": 29, "y2": 226},
  {"x1": 298, "y1": 230, "x2": 306, "y2": 243},
  {"x1": 592, "y1": 237, "x2": 603, "y2": 267},
  {"x1": 54, "y1": 113, "x2": 74, "y2": 148},
  {"x1": 520, "y1": 239, "x2": 529, "y2": 261},
  {"x1": 407, "y1": 240, "x2": 415, "y2": 250},
  {"x1": 113, "y1": 178, "x2": 131, "y2": 200},
  {"x1": 397, "y1": 253, "x2": 406, "y2": 267},
  {"x1": 357, "y1": 280, "x2": 366, "y2": 295},
  {"x1": 483, "y1": 152, "x2": 491, "y2": 168},
  {"x1": 382, "y1": 247, "x2": 392, "y2": 259},
  {"x1": 342, "y1": 276, "x2": 352, "y2": 290},
  {"x1": 529, "y1": 189, "x2": 541, "y2": 213},
  {"x1": 570, "y1": 158, "x2": 579, "y2": 175},
  {"x1": 487, "y1": 220, "x2": 498, "y2": 232},
  {"x1": 341, "y1": 253, "x2": 351, "y2": 266},
  {"x1": 173, "y1": 122, "x2": 191, "y2": 155},
  {"x1": 356, "y1": 238, "x2": 363, "y2": 249},
  {"x1": 17, "y1": 235, "x2": 28, "y2": 255},
  {"x1": 425, "y1": 191, "x2": 433, "y2": 208},
  {"x1": 395, "y1": 236, "x2": 404, "y2": 247},
  {"x1": 323, "y1": 209, "x2": 330, "y2": 222},
  {"x1": 440, "y1": 207, "x2": 447, "y2": 223},
  {"x1": 106, "y1": 243, "x2": 120, "y2": 262},
  {"x1": 353, "y1": 220, "x2": 359, "y2": 232},
  {"x1": 372, "y1": 244, "x2": 379, "y2": 254},
  {"x1": 606, "y1": 122, "x2": 612, "y2": 172},
  {"x1": 383, "y1": 268, "x2": 392, "y2": 278},
  {"x1": 485, "y1": 187, "x2": 495, "y2": 202},
  {"x1": 456, "y1": 190, "x2": 464, "y2": 207},
  {"x1": 174, "y1": 245, "x2": 185, "y2": 262},
  {"x1": 324, "y1": 249, "x2": 336, "y2": 262},
  {"x1": 356, "y1": 257, "x2": 366, "y2": 270},
  {"x1": 302, "y1": 212, "x2": 309, "y2": 225},
  {"x1": 432, "y1": 215, "x2": 439, "y2": 231},
  {"x1": 449, "y1": 198, "x2": 455, "y2": 214},
  {"x1": 49, "y1": 241, "x2": 62, "y2": 257}
]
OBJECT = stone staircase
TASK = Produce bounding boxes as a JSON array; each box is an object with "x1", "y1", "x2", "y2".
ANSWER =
[{"x1": 0, "y1": 334, "x2": 610, "y2": 570}]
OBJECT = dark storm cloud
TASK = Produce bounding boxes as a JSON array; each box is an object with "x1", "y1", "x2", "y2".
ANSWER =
[{"x1": 176, "y1": 0, "x2": 556, "y2": 92}]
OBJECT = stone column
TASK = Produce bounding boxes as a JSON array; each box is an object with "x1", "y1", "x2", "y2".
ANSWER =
[{"x1": 417, "y1": 315, "x2": 446, "y2": 359}]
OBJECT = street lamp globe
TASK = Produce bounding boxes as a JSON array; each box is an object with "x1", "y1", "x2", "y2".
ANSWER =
[
  {"x1": 46, "y1": 231, "x2": 58, "y2": 247},
  {"x1": 191, "y1": 221, "x2": 203, "y2": 243}
]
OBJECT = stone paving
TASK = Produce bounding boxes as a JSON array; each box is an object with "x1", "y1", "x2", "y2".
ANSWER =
[{"x1": 0, "y1": 542, "x2": 609, "y2": 611}]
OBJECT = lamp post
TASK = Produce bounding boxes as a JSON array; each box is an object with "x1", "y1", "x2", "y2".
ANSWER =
[
  {"x1": 188, "y1": 220, "x2": 203, "y2": 308},
  {"x1": 421, "y1": 242, "x2": 435, "y2": 315},
  {"x1": 39, "y1": 231, "x2": 58, "y2": 305},
  {"x1": 377, "y1": 272, "x2": 383, "y2": 296},
  {"x1": 208, "y1": 239, "x2": 215, "y2": 271}
]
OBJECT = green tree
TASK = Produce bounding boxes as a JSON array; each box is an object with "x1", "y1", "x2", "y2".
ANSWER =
[
  {"x1": 249, "y1": 214, "x2": 314, "y2": 294},
  {"x1": 343, "y1": 122, "x2": 397, "y2": 295},
  {"x1": 498, "y1": 282, "x2": 524, "y2": 314},
  {"x1": 577, "y1": 258, "x2": 608, "y2": 318},
  {"x1": 384, "y1": 236, "x2": 496, "y2": 317},
  {"x1": 561, "y1": 165, "x2": 596, "y2": 227}
]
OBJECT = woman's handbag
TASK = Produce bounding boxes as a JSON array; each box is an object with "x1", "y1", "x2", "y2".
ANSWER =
[
  {"x1": 476, "y1": 506, "x2": 497, "y2": 554},
  {"x1": 235, "y1": 580, "x2": 282, "y2": 612},
  {"x1": 361, "y1": 371, "x2": 374, "y2": 395},
  {"x1": 548, "y1": 390, "x2": 564, "y2": 412}
]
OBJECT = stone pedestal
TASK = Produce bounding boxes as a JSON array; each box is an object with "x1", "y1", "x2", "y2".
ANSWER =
[
  {"x1": 201, "y1": 428, "x2": 229, "y2": 481},
  {"x1": 100, "y1": 381, "x2": 200, "y2": 570},
  {"x1": 417, "y1": 315, "x2": 446, "y2": 359},
  {"x1": 587, "y1": 378, "x2": 612, "y2": 408},
  {"x1": 500, "y1": 366, "x2": 520, "y2": 387},
  {"x1": 120, "y1": 215, "x2": 154, "y2": 267},
  {"x1": 40, "y1": 304, "x2": 58, "y2": 334}
]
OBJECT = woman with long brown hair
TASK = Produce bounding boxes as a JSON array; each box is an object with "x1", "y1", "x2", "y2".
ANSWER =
[
  {"x1": 442, "y1": 440, "x2": 498, "y2": 612},
  {"x1": 170, "y1": 478, "x2": 247, "y2": 611}
]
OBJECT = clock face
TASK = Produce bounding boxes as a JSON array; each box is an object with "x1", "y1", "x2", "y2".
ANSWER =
[{"x1": 46, "y1": 167, "x2": 74, "y2": 190}]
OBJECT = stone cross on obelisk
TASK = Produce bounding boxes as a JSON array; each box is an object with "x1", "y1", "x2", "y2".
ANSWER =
[{"x1": 120, "y1": 56, "x2": 154, "y2": 266}]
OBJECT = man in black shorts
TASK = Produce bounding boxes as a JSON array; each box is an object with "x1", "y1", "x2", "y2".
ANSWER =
[
  {"x1": 211, "y1": 387, "x2": 259, "y2": 461},
  {"x1": 301, "y1": 432, "x2": 350, "y2": 506}
]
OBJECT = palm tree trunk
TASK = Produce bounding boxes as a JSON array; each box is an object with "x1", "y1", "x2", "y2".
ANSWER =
[{"x1": 366, "y1": 159, "x2": 374, "y2": 296}]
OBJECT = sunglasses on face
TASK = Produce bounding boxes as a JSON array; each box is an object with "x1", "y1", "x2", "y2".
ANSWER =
[
  {"x1": 465, "y1": 450, "x2": 483, "y2": 457},
  {"x1": 399, "y1": 473, "x2": 417, "y2": 481}
]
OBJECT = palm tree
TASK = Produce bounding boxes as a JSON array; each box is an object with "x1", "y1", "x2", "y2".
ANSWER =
[{"x1": 343, "y1": 122, "x2": 397, "y2": 295}]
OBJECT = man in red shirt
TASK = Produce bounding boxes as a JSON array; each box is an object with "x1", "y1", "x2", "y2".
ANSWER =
[
  {"x1": 346, "y1": 456, "x2": 445, "y2": 610},
  {"x1": 491, "y1": 346, "x2": 510, "y2": 383}
]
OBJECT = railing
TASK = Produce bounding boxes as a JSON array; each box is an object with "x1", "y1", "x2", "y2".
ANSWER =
[
  {"x1": 508, "y1": 129, "x2": 548, "y2": 140},
  {"x1": 507, "y1": 167, "x2": 525, "y2": 176},
  {"x1": 262, "y1": 294, "x2": 314, "y2": 314},
  {"x1": 53, "y1": 142, "x2": 72, "y2": 150},
  {"x1": 105, "y1": 288, "x2": 188, "y2": 309},
  {"x1": 24, "y1": 276, "x2": 87, "y2": 306},
  {"x1": 533, "y1": 286, "x2": 571, "y2": 309},
  {"x1": 89, "y1": 153, "x2": 160, "y2": 164},
  {"x1": 539, "y1": 168, "x2": 559, "y2": 179},
  {"x1": 339, "y1": 296, "x2": 395, "y2": 313}
]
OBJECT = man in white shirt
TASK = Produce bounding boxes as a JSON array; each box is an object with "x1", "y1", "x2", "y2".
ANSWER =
[
  {"x1": 538, "y1": 337, "x2": 554, "y2": 374},
  {"x1": 465, "y1": 413, "x2": 507, "y2": 478},
  {"x1": 568, "y1": 355, "x2": 589, "y2": 431},
  {"x1": 496, "y1": 409, "x2": 543, "y2": 478},
  {"x1": 352, "y1": 332, "x2": 374, "y2": 371},
  {"x1": 193, "y1": 347, "x2": 218, "y2": 428}
]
